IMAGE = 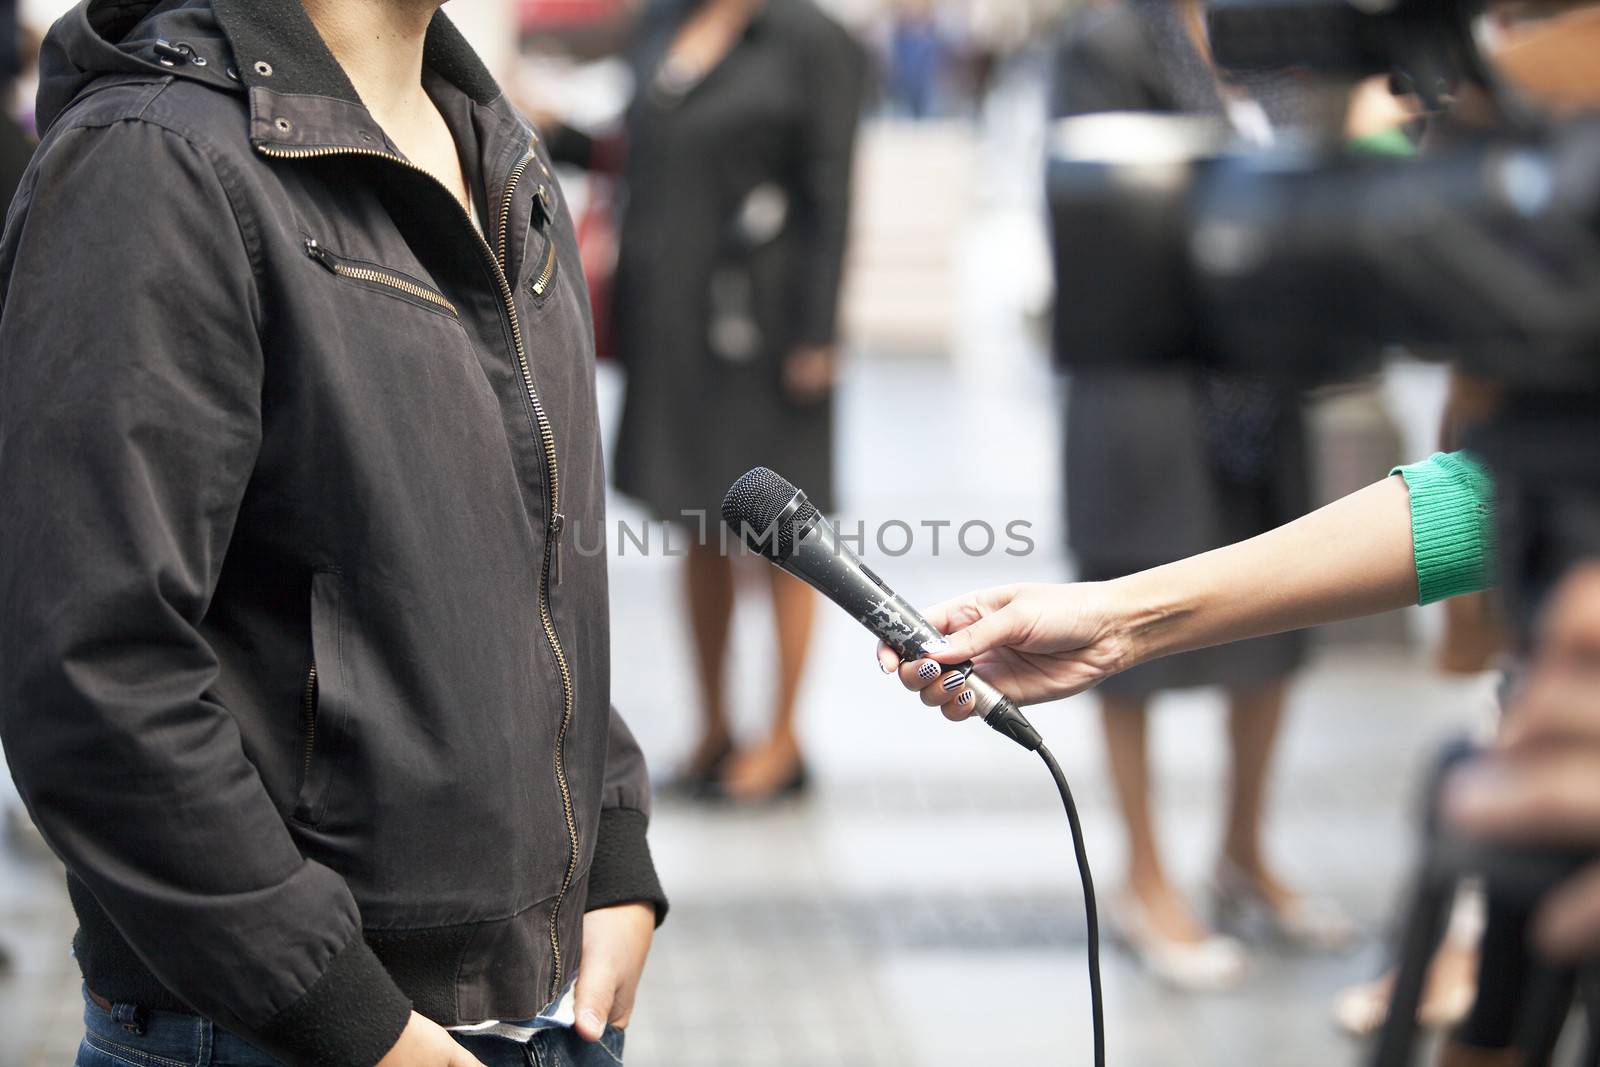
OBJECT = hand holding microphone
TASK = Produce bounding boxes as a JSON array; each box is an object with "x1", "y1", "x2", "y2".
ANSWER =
[{"x1": 873, "y1": 582, "x2": 1136, "y2": 718}]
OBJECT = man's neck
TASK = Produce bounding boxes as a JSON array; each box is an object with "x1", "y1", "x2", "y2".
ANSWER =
[{"x1": 299, "y1": 0, "x2": 439, "y2": 121}]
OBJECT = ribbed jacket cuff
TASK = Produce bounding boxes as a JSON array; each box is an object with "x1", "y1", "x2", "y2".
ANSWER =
[
  {"x1": 585, "y1": 807, "x2": 668, "y2": 926},
  {"x1": 251, "y1": 932, "x2": 412, "y2": 1067},
  {"x1": 1392, "y1": 451, "x2": 1496, "y2": 605}
]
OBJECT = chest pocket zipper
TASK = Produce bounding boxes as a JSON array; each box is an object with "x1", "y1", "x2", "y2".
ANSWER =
[
  {"x1": 522, "y1": 182, "x2": 559, "y2": 302},
  {"x1": 529, "y1": 233, "x2": 559, "y2": 301},
  {"x1": 305, "y1": 238, "x2": 459, "y2": 317}
]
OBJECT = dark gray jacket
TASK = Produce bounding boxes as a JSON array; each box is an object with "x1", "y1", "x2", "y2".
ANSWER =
[{"x1": 0, "y1": 2, "x2": 664, "y2": 1064}]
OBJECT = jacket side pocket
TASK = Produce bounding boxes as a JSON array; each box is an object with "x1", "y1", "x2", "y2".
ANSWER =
[{"x1": 293, "y1": 570, "x2": 343, "y2": 826}]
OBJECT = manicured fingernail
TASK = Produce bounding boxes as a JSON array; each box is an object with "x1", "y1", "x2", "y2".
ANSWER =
[
  {"x1": 941, "y1": 670, "x2": 968, "y2": 691},
  {"x1": 956, "y1": 690, "x2": 975, "y2": 707},
  {"x1": 921, "y1": 637, "x2": 949, "y2": 654},
  {"x1": 879, "y1": 656, "x2": 896, "y2": 674},
  {"x1": 581, "y1": 1009, "x2": 605, "y2": 1034},
  {"x1": 916, "y1": 661, "x2": 940, "y2": 682}
]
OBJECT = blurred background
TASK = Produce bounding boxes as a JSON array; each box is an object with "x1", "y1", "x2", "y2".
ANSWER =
[{"x1": 0, "y1": 0, "x2": 1513, "y2": 1064}]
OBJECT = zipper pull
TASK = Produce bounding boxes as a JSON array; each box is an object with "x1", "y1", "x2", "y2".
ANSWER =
[
  {"x1": 304, "y1": 238, "x2": 337, "y2": 273},
  {"x1": 551, "y1": 512, "x2": 565, "y2": 584},
  {"x1": 532, "y1": 183, "x2": 555, "y2": 230}
]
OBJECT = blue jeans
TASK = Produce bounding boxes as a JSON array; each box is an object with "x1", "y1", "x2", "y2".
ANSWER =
[{"x1": 74, "y1": 986, "x2": 626, "y2": 1067}]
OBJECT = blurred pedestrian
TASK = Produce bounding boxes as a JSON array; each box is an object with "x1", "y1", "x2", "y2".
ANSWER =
[
  {"x1": 555, "y1": 0, "x2": 867, "y2": 801},
  {"x1": 885, "y1": 0, "x2": 948, "y2": 119},
  {"x1": 1046, "y1": 0, "x2": 1354, "y2": 990}
]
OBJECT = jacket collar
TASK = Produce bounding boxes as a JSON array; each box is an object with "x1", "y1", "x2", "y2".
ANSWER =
[{"x1": 209, "y1": 0, "x2": 506, "y2": 153}]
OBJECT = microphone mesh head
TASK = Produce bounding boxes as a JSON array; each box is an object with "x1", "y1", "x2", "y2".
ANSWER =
[{"x1": 721, "y1": 467, "x2": 819, "y2": 559}]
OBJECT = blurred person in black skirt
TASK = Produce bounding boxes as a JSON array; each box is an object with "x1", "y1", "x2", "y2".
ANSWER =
[
  {"x1": 552, "y1": 0, "x2": 867, "y2": 802},
  {"x1": 1049, "y1": 0, "x2": 1356, "y2": 990}
]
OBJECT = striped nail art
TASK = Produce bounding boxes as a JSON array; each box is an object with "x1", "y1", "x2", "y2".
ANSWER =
[
  {"x1": 941, "y1": 671, "x2": 968, "y2": 691},
  {"x1": 916, "y1": 661, "x2": 940, "y2": 682},
  {"x1": 956, "y1": 690, "x2": 975, "y2": 706}
]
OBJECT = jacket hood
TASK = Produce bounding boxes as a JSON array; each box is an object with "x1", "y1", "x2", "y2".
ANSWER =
[{"x1": 37, "y1": 1, "x2": 240, "y2": 134}]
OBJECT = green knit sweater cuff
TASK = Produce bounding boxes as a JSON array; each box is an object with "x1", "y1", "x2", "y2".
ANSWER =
[{"x1": 1391, "y1": 451, "x2": 1496, "y2": 605}]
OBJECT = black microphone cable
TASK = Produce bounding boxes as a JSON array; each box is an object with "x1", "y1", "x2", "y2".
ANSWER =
[
  {"x1": 1038, "y1": 741, "x2": 1104, "y2": 1067},
  {"x1": 981, "y1": 700, "x2": 1104, "y2": 1065}
]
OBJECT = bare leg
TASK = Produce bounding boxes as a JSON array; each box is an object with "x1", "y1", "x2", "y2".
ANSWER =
[
  {"x1": 723, "y1": 568, "x2": 815, "y2": 799},
  {"x1": 765, "y1": 567, "x2": 815, "y2": 747},
  {"x1": 682, "y1": 541, "x2": 735, "y2": 775},
  {"x1": 1101, "y1": 695, "x2": 1210, "y2": 942},
  {"x1": 1220, "y1": 679, "x2": 1297, "y2": 908},
  {"x1": 1220, "y1": 677, "x2": 1363, "y2": 956}
]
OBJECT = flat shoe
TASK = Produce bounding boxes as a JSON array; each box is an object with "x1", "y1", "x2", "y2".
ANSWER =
[{"x1": 1106, "y1": 888, "x2": 1248, "y2": 993}]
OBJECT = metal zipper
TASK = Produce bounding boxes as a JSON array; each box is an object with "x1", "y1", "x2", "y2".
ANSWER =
[
  {"x1": 531, "y1": 237, "x2": 559, "y2": 299},
  {"x1": 304, "y1": 238, "x2": 458, "y2": 316},
  {"x1": 261, "y1": 138, "x2": 580, "y2": 998},
  {"x1": 300, "y1": 665, "x2": 319, "y2": 784},
  {"x1": 497, "y1": 151, "x2": 536, "y2": 270}
]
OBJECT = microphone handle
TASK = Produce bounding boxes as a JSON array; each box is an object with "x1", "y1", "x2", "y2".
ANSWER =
[{"x1": 782, "y1": 517, "x2": 1045, "y2": 752}]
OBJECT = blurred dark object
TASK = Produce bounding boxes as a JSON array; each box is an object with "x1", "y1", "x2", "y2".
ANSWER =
[
  {"x1": 0, "y1": 0, "x2": 31, "y2": 209},
  {"x1": 1374, "y1": 740, "x2": 1597, "y2": 1067},
  {"x1": 0, "y1": 0, "x2": 16, "y2": 86},
  {"x1": 1046, "y1": 0, "x2": 1600, "y2": 389},
  {"x1": 1047, "y1": 115, "x2": 1600, "y2": 389},
  {"x1": 1207, "y1": 0, "x2": 1484, "y2": 97},
  {"x1": 546, "y1": 126, "x2": 625, "y2": 360},
  {"x1": 0, "y1": 109, "x2": 30, "y2": 204}
]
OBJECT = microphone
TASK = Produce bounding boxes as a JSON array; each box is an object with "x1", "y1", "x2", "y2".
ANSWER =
[{"x1": 720, "y1": 467, "x2": 1044, "y2": 751}]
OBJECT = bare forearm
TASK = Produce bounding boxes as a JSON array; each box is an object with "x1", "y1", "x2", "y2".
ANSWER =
[{"x1": 1116, "y1": 476, "x2": 1418, "y2": 666}]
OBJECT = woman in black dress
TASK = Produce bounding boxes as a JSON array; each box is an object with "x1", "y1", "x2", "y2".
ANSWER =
[
  {"x1": 584, "y1": 0, "x2": 866, "y2": 799},
  {"x1": 1050, "y1": 0, "x2": 1354, "y2": 988}
]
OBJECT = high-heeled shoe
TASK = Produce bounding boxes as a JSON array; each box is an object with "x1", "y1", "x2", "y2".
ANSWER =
[
  {"x1": 1211, "y1": 856, "x2": 1358, "y2": 952},
  {"x1": 712, "y1": 756, "x2": 810, "y2": 804},
  {"x1": 656, "y1": 739, "x2": 735, "y2": 800},
  {"x1": 1105, "y1": 888, "x2": 1249, "y2": 992}
]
